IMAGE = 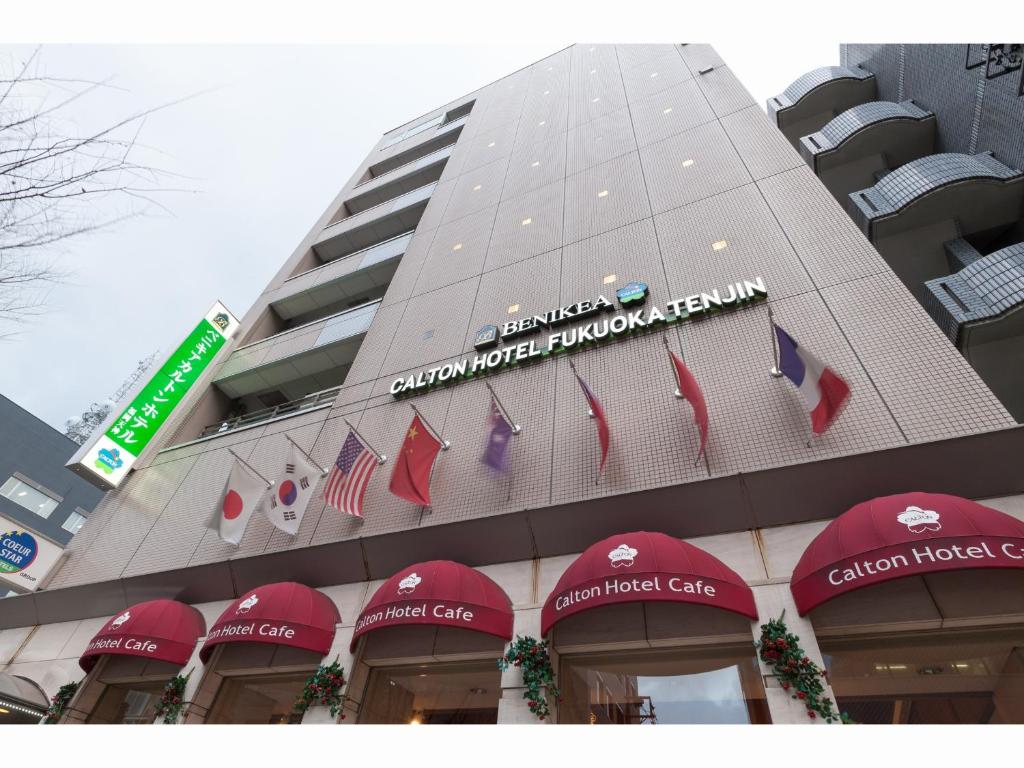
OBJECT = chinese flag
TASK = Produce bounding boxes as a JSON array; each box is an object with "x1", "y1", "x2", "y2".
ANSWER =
[{"x1": 389, "y1": 414, "x2": 443, "y2": 506}]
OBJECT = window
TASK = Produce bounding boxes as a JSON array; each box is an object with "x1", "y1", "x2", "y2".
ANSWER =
[
  {"x1": 0, "y1": 476, "x2": 59, "y2": 519},
  {"x1": 821, "y1": 627, "x2": 1024, "y2": 724},
  {"x1": 87, "y1": 682, "x2": 166, "y2": 724},
  {"x1": 559, "y1": 645, "x2": 770, "y2": 724},
  {"x1": 62, "y1": 511, "x2": 87, "y2": 535},
  {"x1": 206, "y1": 671, "x2": 311, "y2": 724},
  {"x1": 359, "y1": 661, "x2": 501, "y2": 724}
]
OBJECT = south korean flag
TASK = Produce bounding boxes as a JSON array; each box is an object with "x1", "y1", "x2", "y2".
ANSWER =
[{"x1": 265, "y1": 442, "x2": 322, "y2": 535}]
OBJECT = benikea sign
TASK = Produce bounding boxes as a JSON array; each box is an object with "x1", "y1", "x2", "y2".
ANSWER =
[{"x1": 390, "y1": 277, "x2": 767, "y2": 397}]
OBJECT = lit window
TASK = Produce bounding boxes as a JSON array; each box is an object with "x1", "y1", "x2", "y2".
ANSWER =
[
  {"x1": 590, "y1": 69, "x2": 597, "y2": 75},
  {"x1": 0, "y1": 476, "x2": 59, "y2": 519},
  {"x1": 521, "y1": 218, "x2": 532, "y2": 226},
  {"x1": 682, "y1": 159, "x2": 695, "y2": 168},
  {"x1": 598, "y1": 189, "x2": 609, "y2": 198},
  {"x1": 473, "y1": 184, "x2": 482, "y2": 191},
  {"x1": 488, "y1": 141, "x2": 496, "y2": 148},
  {"x1": 62, "y1": 511, "x2": 87, "y2": 535},
  {"x1": 452, "y1": 243, "x2": 463, "y2": 252},
  {"x1": 531, "y1": 161, "x2": 540, "y2": 167},
  {"x1": 650, "y1": 72, "x2": 659, "y2": 78},
  {"x1": 538, "y1": 120, "x2": 546, "y2": 126},
  {"x1": 507, "y1": 304, "x2": 520, "y2": 314},
  {"x1": 663, "y1": 107, "x2": 673, "y2": 115},
  {"x1": 543, "y1": 90, "x2": 550, "y2": 95},
  {"x1": 712, "y1": 240, "x2": 728, "y2": 251},
  {"x1": 591, "y1": 97, "x2": 600, "y2": 103},
  {"x1": 603, "y1": 274, "x2": 617, "y2": 284}
]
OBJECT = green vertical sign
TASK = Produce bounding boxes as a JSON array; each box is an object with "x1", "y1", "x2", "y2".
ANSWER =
[{"x1": 105, "y1": 318, "x2": 228, "y2": 457}]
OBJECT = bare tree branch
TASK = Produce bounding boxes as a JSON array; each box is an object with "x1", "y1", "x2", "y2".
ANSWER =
[{"x1": 0, "y1": 46, "x2": 198, "y2": 336}]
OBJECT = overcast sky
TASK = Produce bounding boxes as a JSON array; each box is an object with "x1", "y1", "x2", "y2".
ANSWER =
[{"x1": 0, "y1": 42, "x2": 838, "y2": 431}]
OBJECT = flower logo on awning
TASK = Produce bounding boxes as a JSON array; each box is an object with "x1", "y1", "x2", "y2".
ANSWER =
[
  {"x1": 897, "y1": 506, "x2": 942, "y2": 534},
  {"x1": 608, "y1": 544, "x2": 638, "y2": 568},
  {"x1": 110, "y1": 611, "x2": 131, "y2": 629},
  {"x1": 236, "y1": 594, "x2": 259, "y2": 614},
  {"x1": 398, "y1": 573, "x2": 422, "y2": 594}
]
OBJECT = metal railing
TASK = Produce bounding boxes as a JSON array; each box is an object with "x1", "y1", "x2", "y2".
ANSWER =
[{"x1": 198, "y1": 386, "x2": 341, "y2": 438}]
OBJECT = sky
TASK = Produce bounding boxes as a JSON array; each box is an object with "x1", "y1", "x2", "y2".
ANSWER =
[{"x1": 0, "y1": 42, "x2": 838, "y2": 431}]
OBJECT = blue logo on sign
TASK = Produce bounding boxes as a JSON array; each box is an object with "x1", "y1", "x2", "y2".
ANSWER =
[
  {"x1": 96, "y1": 447, "x2": 123, "y2": 475},
  {"x1": 0, "y1": 530, "x2": 38, "y2": 574},
  {"x1": 616, "y1": 281, "x2": 649, "y2": 306}
]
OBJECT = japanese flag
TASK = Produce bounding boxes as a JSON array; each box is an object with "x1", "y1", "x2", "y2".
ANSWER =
[
  {"x1": 211, "y1": 457, "x2": 268, "y2": 545},
  {"x1": 264, "y1": 442, "x2": 322, "y2": 536}
]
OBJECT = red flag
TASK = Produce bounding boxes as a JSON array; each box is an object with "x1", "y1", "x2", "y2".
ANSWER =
[
  {"x1": 572, "y1": 368, "x2": 610, "y2": 473},
  {"x1": 389, "y1": 414, "x2": 442, "y2": 506},
  {"x1": 667, "y1": 349, "x2": 709, "y2": 460}
]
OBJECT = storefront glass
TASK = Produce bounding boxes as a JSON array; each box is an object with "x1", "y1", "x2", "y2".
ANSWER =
[
  {"x1": 206, "y1": 671, "x2": 311, "y2": 724},
  {"x1": 821, "y1": 627, "x2": 1024, "y2": 724},
  {"x1": 86, "y1": 681, "x2": 166, "y2": 724},
  {"x1": 359, "y1": 661, "x2": 502, "y2": 724},
  {"x1": 559, "y1": 645, "x2": 770, "y2": 724}
]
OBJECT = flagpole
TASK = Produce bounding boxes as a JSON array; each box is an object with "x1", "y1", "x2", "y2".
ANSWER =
[
  {"x1": 567, "y1": 358, "x2": 595, "y2": 418},
  {"x1": 484, "y1": 382, "x2": 521, "y2": 435},
  {"x1": 410, "y1": 404, "x2": 451, "y2": 450},
  {"x1": 284, "y1": 434, "x2": 330, "y2": 477},
  {"x1": 767, "y1": 304, "x2": 784, "y2": 378},
  {"x1": 227, "y1": 448, "x2": 273, "y2": 488},
  {"x1": 343, "y1": 419, "x2": 388, "y2": 465},
  {"x1": 660, "y1": 334, "x2": 684, "y2": 399}
]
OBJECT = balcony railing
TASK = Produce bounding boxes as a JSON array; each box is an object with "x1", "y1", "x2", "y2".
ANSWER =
[
  {"x1": 314, "y1": 182, "x2": 436, "y2": 261},
  {"x1": 198, "y1": 386, "x2": 341, "y2": 439}
]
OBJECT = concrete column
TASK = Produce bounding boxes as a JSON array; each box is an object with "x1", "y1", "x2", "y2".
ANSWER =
[
  {"x1": 58, "y1": 661, "x2": 99, "y2": 724},
  {"x1": 751, "y1": 583, "x2": 839, "y2": 725},
  {"x1": 496, "y1": 607, "x2": 551, "y2": 724},
  {"x1": 158, "y1": 639, "x2": 207, "y2": 724},
  {"x1": 300, "y1": 623, "x2": 356, "y2": 724}
]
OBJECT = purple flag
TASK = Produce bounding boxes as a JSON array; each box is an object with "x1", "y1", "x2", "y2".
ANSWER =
[{"x1": 482, "y1": 398, "x2": 513, "y2": 472}]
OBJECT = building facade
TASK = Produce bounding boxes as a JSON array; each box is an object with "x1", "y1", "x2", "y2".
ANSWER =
[{"x1": 3, "y1": 43, "x2": 1024, "y2": 726}]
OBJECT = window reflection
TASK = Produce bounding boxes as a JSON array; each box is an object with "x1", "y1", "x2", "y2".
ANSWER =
[
  {"x1": 359, "y1": 661, "x2": 501, "y2": 724},
  {"x1": 87, "y1": 682, "x2": 166, "y2": 724},
  {"x1": 559, "y1": 645, "x2": 770, "y2": 724},
  {"x1": 206, "y1": 672, "x2": 311, "y2": 724},
  {"x1": 821, "y1": 628, "x2": 1024, "y2": 723}
]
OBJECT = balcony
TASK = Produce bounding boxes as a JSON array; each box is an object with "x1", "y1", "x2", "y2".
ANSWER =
[
  {"x1": 212, "y1": 300, "x2": 380, "y2": 399},
  {"x1": 924, "y1": 242, "x2": 1024, "y2": 420},
  {"x1": 848, "y1": 152, "x2": 1024, "y2": 239},
  {"x1": 799, "y1": 101, "x2": 936, "y2": 199},
  {"x1": 313, "y1": 182, "x2": 436, "y2": 262},
  {"x1": 267, "y1": 231, "x2": 412, "y2": 321},
  {"x1": 768, "y1": 65, "x2": 876, "y2": 148},
  {"x1": 846, "y1": 152, "x2": 1024, "y2": 303},
  {"x1": 344, "y1": 144, "x2": 454, "y2": 215},
  {"x1": 197, "y1": 386, "x2": 342, "y2": 440}
]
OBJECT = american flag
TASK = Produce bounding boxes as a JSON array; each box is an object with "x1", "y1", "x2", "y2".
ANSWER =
[{"x1": 324, "y1": 431, "x2": 378, "y2": 518}]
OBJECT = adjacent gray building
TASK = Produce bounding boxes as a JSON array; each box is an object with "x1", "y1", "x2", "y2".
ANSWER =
[
  {"x1": 0, "y1": 394, "x2": 102, "y2": 550},
  {"x1": 770, "y1": 44, "x2": 1024, "y2": 420}
]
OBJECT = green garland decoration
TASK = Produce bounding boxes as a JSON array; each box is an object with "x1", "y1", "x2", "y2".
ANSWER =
[
  {"x1": 294, "y1": 659, "x2": 348, "y2": 719},
  {"x1": 43, "y1": 681, "x2": 79, "y2": 724},
  {"x1": 498, "y1": 635, "x2": 561, "y2": 721},
  {"x1": 756, "y1": 613, "x2": 852, "y2": 723},
  {"x1": 153, "y1": 670, "x2": 191, "y2": 724}
]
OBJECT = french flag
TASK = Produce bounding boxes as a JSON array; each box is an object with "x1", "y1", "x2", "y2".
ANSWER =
[{"x1": 774, "y1": 324, "x2": 850, "y2": 435}]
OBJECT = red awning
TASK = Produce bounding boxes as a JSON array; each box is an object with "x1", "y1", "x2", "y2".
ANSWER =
[
  {"x1": 541, "y1": 531, "x2": 758, "y2": 636},
  {"x1": 791, "y1": 492, "x2": 1024, "y2": 614},
  {"x1": 80, "y1": 599, "x2": 205, "y2": 672},
  {"x1": 200, "y1": 582, "x2": 340, "y2": 663},
  {"x1": 351, "y1": 561, "x2": 514, "y2": 651}
]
